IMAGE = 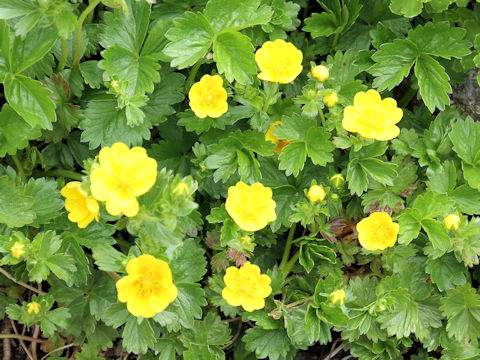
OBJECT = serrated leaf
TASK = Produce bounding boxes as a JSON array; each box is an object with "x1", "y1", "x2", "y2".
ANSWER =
[
  {"x1": 370, "y1": 39, "x2": 418, "y2": 91},
  {"x1": 122, "y1": 317, "x2": 155, "y2": 354},
  {"x1": 389, "y1": 0, "x2": 425, "y2": 17},
  {"x1": 347, "y1": 161, "x2": 368, "y2": 196},
  {"x1": 0, "y1": 175, "x2": 35, "y2": 227},
  {"x1": 360, "y1": 158, "x2": 397, "y2": 186},
  {"x1": 426, "y1": 253, "x2": 467, "y2": 292},
  {"x1": 243, "y1": 327, "x2": 292, "y2": 360},
  {"x1": 302, "y1": 12, "x2": 337, "y2": 37},
  {"x1": 306, "y1": 127, "x2": 334, "y2": 166},
  {"x1": 421, "y1": 219, "x2": 450, "y2": 253},
  {"x1": 397, "y1": 209, "x2": 421, "y2": 245},
  {"x1": 450, "y1": 117, "x2": 480, "y2": 165},
  {"x1": 172, "y1": 282, "x2": 207, "y2": 329},
  {"x1": 278, "y1": 141, "x2": 307, "y2": 177},
  {"x1": 213, "y1": 31, "x2": 256, "y2": 84},
  {"x1": 4, "y1": 74, "x2": 56, "y2": 130},
  {"x1": 24, "y1": 178, "x2": 64, "y2": 227},
  {"x1": 378, "y1": 290, "x2": 418, "y2": 338},
  {"x1": 204, "y1": 0, "x2": 273, "y2": 32},
  {"x1": 171, "y1": 238, "x2": 207, "y2": 283},
  {"x1": 163, "y1": 12, "x2": 214, "y2": 68}
]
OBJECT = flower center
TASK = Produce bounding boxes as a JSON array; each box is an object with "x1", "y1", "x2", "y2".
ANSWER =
[
  {"x1": 361, "y1": 107, "x2": 386, "y2": 130},
  {"x1": 232, "y1": 275, "x2": 258, "y2": 300},
  {"x1": 134, "y1": 273, "x2": 162, "y2": 298}
]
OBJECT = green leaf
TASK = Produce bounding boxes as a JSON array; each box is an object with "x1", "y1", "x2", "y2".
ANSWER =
[
  {"x1": 462, "y1": 163, "x2": 480, "y2": 191},
  {"x1": 426, "y1": 253, "x2": 467, "y2": 292},
  {"x1": 171, "y1": 238, "x2": 207, "y2": 283},
  {"x1": 378, "y1": 289, "x2": 418, "y2": 338},
  {"x1": 303, "y1": 12, "x2": 337, "y2": 37},
  {"x1": 370, "y1": 39, "x2": 418, "y2": 91},
  {"x1": 0, "y1": 175, "x2": 35, "y2": 227},
  {"x1": 79, "y1": 61, "x2": 104, "y2": 89},
  {"x1": 440, "y1": 284, "x2": 480, "y2": 344},
  {"x1": 359, "y1": 158, "x2": 397, "y2": 186},
  {"x1": 397, "y1": 209, "x2": 421, "y2": 245},
  {"x1": 389, "y1": 0, "x2": 425, "y2": 17},
  {"x1": 92, "y1": 244, "x2": 128, "y2": 273},
  {"x1": 284, "y1": 308, "x2": 311, "y2": 348},
  {"x1": 278, "y1": 141, "x2": 307, "y2": 177},
  {"x1": 305, "y1": 127, "x2": 334, "y2": 166},
  {"x1": 0, "y1": 0, "x2": 37, "y2": 20},
  {"x1": 450, "y1": 185, "x2": 480, "y2": 215},
  {"x1": 347, "y1": 162, "x2": 368, "y2": 196},
  {"x1": 421, "y1": 219, "x2": 450, "y2": 253},
  {"x1": 243, "y1": 327, "x2": 292, "y2": 360},
  {"x1": 24, "y1": 178, "x2": 64, "y2": 227},
  {"x1": 122, "y1": 318, "x2": 155, "y2": 354},
  {"x1": 4, "y1": 74, "x2": 56, "y2": 130},
  {"x1": 213, "y1": 31, "x2": 255, "y2": 84},
  {"x1": 414, "y1": 54, "x2": 451, "y2": 112},
  {"x1": 0, "y1": 104, "x2": 41, "y2": 157},
  {"x1": 163, "y1": 12, "x2": 214, "y2": 68},
  {"x1": 407, "y1": 22, "x2": 471, "y2": 60},
  {"x1": 171, "y1": 282, "x2": 207, "y2": 329},
  {"x1": 204, "y1": 0, "x2": 273, "y2": 32},
  {"x1": 450, "y1": 117, "x2": 480, "y2": 165}
]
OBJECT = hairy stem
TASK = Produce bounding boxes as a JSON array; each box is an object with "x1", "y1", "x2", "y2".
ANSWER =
[
  {"x1": 73, "y1": 0, "x2": 101, "y2": 67},
  {"x1": 280, "y1": 250, "x2": 300, "y2": 278},
  {"x1": 57, "y1": 38, "x2": 68, "y2": 72},
  {"x1": 279, "y1": 223, "x2": 297, "y2": 273}
]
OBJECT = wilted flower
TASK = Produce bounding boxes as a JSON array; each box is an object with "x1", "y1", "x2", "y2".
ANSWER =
[
  {"x1": 222, "y1": 262, "x2": 272, "y2": 312},
  {"x1": 265, "y1": 121, "x2": 292, "y2": 154},
  {"x1": 61, "y1": 182, "x2": 99, "y2": 228},
  {"x1": 116, "y1": 254, "x2": 178, "y2": 318},
  {"x1": 189, "y1": 74, "x2": 228, "y2": 118},
  {"x1": 225, "y1": 182, "x2": 277, "y2": 232},
  {"x1": 342, "y1": 89, "x2": 403, "y2": 141},
  {"x1": 307, "y1": 185, "x2": 326, "y2": 203},
  {"x1": 255, "y1": 39, "x2": 303, "y2": 84},
  {"x1": 323, "y1": 91, "x2": 338, "y2": 107},
  {"x1": 90, "y1": 142, "x2": 157, "y2": 217},
  {"x1": 330, "y1": 289, "x2": 346, "y2": 306},
  {"x1": 312, "y1": 65, "x2": 329, "y2": 82},
  {"x1": 10, "y1": 242, "x2": 25, "y2": 259},
  {"x1": 27, "y1": 302, "x2": 40, "y2": 315},
  {"x1": 356, "y1": 212, "x2": 399, "y2": 251},
  {"x1": 444, "y1": 213, "x2": 461, "y2": 231}
]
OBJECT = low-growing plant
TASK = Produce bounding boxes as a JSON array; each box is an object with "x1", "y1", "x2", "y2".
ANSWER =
[{"x1": 0, "y1": 0, "x2": 480, "y2": 359}]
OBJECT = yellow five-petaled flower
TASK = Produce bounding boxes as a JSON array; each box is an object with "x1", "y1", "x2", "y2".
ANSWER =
[
  {"x1": 90, "y1": 142, "x2": 157, "y2": 218},
  {"x1": 27, "y1": 302, "x2": 40, "y2": 315},
  {"x1": 11, "y1": 242, "x2": 25, "y2": 259},
  {"x1": 61, "y1": 181, "x2": 99, "y2": 228},
  {"x1": 222, "y1": 262, "x2": 272, "y2": 312},
  {"x1": 255, "y1": 39, "x2": 303, "y2": 84},
  {"x1": 189, "y1": 74, "x2": 228, "y2": 119},
  {"x1": 116, "y1": 254, "x2": 178, "y2": 318},
  {"x1": 356, "y1": 212, "x2": 399, "y2": 251},
  {"x1": 342, "y1": 89, "x2": 403, "y2": 141},
  {"x1": 225, "y1": 181, "x2": 277, "y2": 232}
]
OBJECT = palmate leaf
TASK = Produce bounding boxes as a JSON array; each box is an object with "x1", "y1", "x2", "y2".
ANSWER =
[
  {"x1": 0, "y1": 175, "x2": 35, "y2": 227},
  {"x1": 243, "y1": 326, "x2": 293, "y2": 360}
]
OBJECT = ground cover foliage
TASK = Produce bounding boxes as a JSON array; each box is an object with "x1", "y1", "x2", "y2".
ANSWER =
[{"x1": 0, "y1": 0, "x2": 480, "y2": 359}]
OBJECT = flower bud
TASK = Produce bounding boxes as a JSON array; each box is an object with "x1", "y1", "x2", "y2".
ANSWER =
[
  {"x1": 444, "y1": 213, "x2": 460, "y2": 231},
  {"x1": 11, "y1": 242, "x2": 25, "y2": 259},
  {"x1": 173, "y1": 181, "x2": 189, "y2": 196},
  {"x1": 307, "y1": 185, "x2": 326, "y2": 203},
  {"x1": 330, "y1": 174, "x2": 345, "y2": 188},
  {"x1": 330, "y1": 289, "x2": 346, "y2": 306},
  {"x1": 27, "y1": 302, "x2": 40, "y2": 315},
  {"x1": 323, "y1": 92, "x2": 338, "y2": 107},
  {"x1": 312, "y1": 65, "x2": 329, "y2": 82}
]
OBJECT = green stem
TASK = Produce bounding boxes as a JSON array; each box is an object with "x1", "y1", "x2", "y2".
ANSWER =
[
  {"x1": 73, "y1": 0, "x2": 101, "y2": 68},
  {"x1": 107, "y1": 271, "x2": 121, "y2": 281},
  {"x1": 398, "y1": 87, "x2": 416, "y2": 108},
  {"x1": 331, "y1": 32, "x2": 340, "y2": 51},
  {"x1": 57, "y1": 38, "x2": 68, "y2": 72},
  {"x1": 262, "y1": 82, "x2": 279, "y2": 113},
  {"x1": 319, "y1": 108, "x2": 326, "y2": 130},
  {"x1": 236, "y1": 352, "x2": 253, "y2": 360},
  {"x1": 44, "y1": 169, "x2": 83, "y2": 181},
  {"x1": 0, "y1": 334, "x2": 46, "y2": 344},
  {"x1": 279, "y1": 223, "x2": 297, "y2": 272},
  {"x1": 0, "y1": 267, "x2": 46, "y2": 295},
  {"x1": 281, "y1": 250, "x2": 300, "y2": 278},
  {"x1": 11, "y1": 154, "x2": 26, "y2": 183},
  {"x1": 184, "y1": 60, "x2": 203, "y2": 93},
  {"x1": 285, "y1": 295, "x2": 313, "y2": 309}
]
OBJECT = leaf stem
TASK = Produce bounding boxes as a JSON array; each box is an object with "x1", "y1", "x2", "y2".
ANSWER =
[
  {"x1": 319, "y1": 108, "x2": 326, "y2": 130},
  {"x1": 278, "y1": 223, "x2": 297, "y2": 273},
  {"x1": 0, "y1": 267, "x2": 46, "y2": 295},
  {"x1": 398, "y1": 87, "x2": 417, "y2": 108},
  {"x1": 57, "y1": 38, "x2": 68, "y2": 72},
  {"x1": 73, "y1": 0, "x2": 101, "y2": 68},
  {"x1": 107, "y1": 271, "x2": 121, "y2": 281},
  {"x1": 44, "y1": 169, "x2": 83, "y2": 181},
  {"x1": 262, "y1": 82, "x2": 279, "y2": 113},
  {"x1": 10, "y1": 154, "x2": 26, "y2": 183},
  {"x1": 184, "y1": 60, "x2": 204, "y2": 93},
  {"x1": 0, "y1": 334, "x2": 46, "y2": 344},
  {"x1": 331, "y1": 32, "x2": 340, "y2": 51},
  {"x1": 280, "y1": 250, "x2": 300, "y2": 278}
]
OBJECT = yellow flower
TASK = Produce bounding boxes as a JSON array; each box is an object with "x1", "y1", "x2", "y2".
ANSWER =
[
  {"x1": 444, "y1": 213, "x2": 461, "y2": 231},
  {"x1": 61, "y1": 182, "x2": 99, "y2": 228},
  {"x1": 330, "y1": 289, "x2": 346, "y2": 306},
  {"x1": 265, "y1": 121, "x2": 292, "y2": 154},
  {"x1": 11, "y1": 242, "x2": 25, "y2": 259},
  {"x1": 356, "y1": 212, "x2": 399, "y2": 251},
  {"x1": 222, "y1": 262, "x2": 272, "y2": 312},
  {"x1": 307, "y1": 185, "x2": 326, "y2": 203},
  {"x1": 312, "y1": 65, "x2": 329, "y2": 82},
  {"x1": 27, "y1": 302, "x2": 40, "y2": 315},
  {"x1": 173, "y1": 181, "x2": 189, "y2": 196},
  {"x1": 323, "y1": 91, "x2": 338, "y2": 107},
  {"x1": 255, "y1": 39, "x2": 303, "y2": 84},
  {"x1": 188, "y1": 74, "x2": 228, "y2": 118},
  {"x1": 225, "y1": 182, "x2": 277, "y2": 232},
  {"x1": 342, "y1": 89, "x2": 403, "y2": 141},
  {"x1": 116, "y1": 254, "x2": 178, "y2": 318},
  {"x1": 330, "y1": 174, "x2": 345, "y2": 188},
  {"x1": 90, "y1": 142, "x2": 157, "y2": 217}
]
